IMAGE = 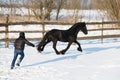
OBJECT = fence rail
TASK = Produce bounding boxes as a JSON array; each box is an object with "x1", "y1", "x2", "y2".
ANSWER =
[
  {"x1": 0, "y1": 19, "x2": 120, "y2": 48},
  {"x1": 0, "y1": 28, "x2": 120, "y2": 33},
  {"x1": 0, "y1": 20, "x2": 120, "y2": 26}
]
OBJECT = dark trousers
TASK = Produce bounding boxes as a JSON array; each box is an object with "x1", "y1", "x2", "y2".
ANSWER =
[{"x1": 11, "y1": 49, "x2": 24, "y2": 67}]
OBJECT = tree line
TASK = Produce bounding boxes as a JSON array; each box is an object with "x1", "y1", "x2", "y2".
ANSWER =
[{"x1": 0, "y1": 0, "x2": 120, "y2": 21}]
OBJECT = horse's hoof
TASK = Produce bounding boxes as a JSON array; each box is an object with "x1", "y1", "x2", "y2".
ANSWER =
[
  {"x1": 56, "y1": 52, "x2": 61, "y2": 55},
  {"x1": 38, "y1": 50, "x2": 42, "y2": 53},
  {"x1": 60, "y1": 51, "x2": 65, "y2": 55},
  {"x1": 37, "y1": 47, "x2": 43, "y2": 52},
  {"x1": 77, "y1": 48, "x2": 82, "y2": 52},
  {"x1": 39, "y1": 51, "x2": 42, "y2": 53},
  {"x1": 61, "y1": 53, "x2": 65, "y2": 55}
]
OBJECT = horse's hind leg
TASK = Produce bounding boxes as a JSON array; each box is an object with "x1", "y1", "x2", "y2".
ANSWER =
[
  {"x1": 74, "y1": 41, "x2": 82, "y2": 52},
  {"x1": 37, "y1": 41, "x2": 44, "y2": 52},
  {"x1": 38, "y1": 40, "x2": 50, "y2": 52},
  {"x1": 41, "y1": 40, "x2": 51, "y2": 51}
]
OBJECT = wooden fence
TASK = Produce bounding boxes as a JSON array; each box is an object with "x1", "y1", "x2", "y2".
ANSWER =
[{"x1": 0, "y1": 17, "x2": 120, "y2": 48}]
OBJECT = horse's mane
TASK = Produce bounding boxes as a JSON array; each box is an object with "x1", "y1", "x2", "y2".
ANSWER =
[{"x1": 68, "y1": 22, "x2": 85, "y2": 31}]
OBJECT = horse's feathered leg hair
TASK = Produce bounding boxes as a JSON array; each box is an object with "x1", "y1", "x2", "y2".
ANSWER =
[{"x1": 37, "y1": 33, "x2": 50, "y2": 52}]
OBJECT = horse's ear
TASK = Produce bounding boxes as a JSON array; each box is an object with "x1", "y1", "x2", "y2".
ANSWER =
[{"x1": 81, "y1": 22, "x2": 86, "y2": 26}]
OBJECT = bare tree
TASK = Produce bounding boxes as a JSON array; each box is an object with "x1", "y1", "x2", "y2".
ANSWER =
[
  {"x1": 44, "y1": 0, "x2": 54, "y2": 20},
  {"x1": 72, "y1": 0, "x2": 81, "y2": 22},
  {"x1": 56, "y1": 0, "x2": 64, "y2": 20},
  {"x1": 28, "y1": 0, "x2": 54, "y2": 21},
  {"x1": 9, "y1": 0, "x2": 16, "y2": 16},
  {"x1": 101, "y1": 0, "x2": 120, "y2": 20}
]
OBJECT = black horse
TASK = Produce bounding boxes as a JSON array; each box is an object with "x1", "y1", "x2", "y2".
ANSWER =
[{"x1": 37, "y1": 22, "x2": 88, "y2": 55}]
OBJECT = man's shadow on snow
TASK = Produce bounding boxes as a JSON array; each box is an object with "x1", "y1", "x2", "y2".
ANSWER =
[{"x1": 20, "y1": 45, "x2": 120, "y2": 68}]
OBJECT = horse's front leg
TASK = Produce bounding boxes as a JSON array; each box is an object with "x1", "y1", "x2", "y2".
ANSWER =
[
  {"x1": 60, "y1": 42, "x2": 72, "y2": 55},
  {"x1": 74, "y1": 41, "x2": 82, "y2": 52},
  {"x1": 53, "y1": 41, "x2": 60, "y2": 55},
  {"x1": 37, "y1": 40, "x2": 50, "y2": 52}
]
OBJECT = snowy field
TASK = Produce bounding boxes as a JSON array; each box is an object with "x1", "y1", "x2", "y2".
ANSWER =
[
  {"x1": 0, "y1": 38, "x2": 120, "y2": 80},
  {"x1": 0, "y1": 8, "x2": 120, "y2": 80}
]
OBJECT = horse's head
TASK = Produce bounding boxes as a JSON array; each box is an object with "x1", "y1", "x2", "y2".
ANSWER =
[
  {"x1": 80, "y1": 22, "x2": 88, "y2": 35},
  {"x1": 68, "y1": 22, "x2": 88, "y2": 35}
]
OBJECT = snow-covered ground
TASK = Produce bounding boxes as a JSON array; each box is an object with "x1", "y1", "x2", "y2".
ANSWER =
[
  {"x1": 0, "y1": 8, "x2": 120, "y2": 80},
  {"x1": 0, "y1": 38, "x2": 120, "y2": 80}
]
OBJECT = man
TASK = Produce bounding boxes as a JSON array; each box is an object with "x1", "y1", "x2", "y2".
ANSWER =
[{"x1": 11, "y1": 32, "x2": 35, "y2": 69}]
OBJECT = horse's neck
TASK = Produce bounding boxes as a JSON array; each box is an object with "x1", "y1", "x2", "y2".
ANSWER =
[{"x1": 68, "y1": 26, "x2": 81, "y2": 35}]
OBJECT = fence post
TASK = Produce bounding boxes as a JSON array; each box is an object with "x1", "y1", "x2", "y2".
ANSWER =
[
  {"x1": 5, "y1": 14, "x2": 9, "y2": 48},
  {"x1": 42, "y1": 23, "x2": 45, "y2": 38},
  {"x1": 101, "y1": 18, "x2": 104, "y2": 44}
]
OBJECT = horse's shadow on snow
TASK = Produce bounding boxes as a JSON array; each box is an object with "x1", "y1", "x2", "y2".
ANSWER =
[
  {"x1": 20, "y1": 45, "x2": 120, "y2": 68},
  {"x1": 20, "y1": 53, "x2": 81, "y2": 68}
]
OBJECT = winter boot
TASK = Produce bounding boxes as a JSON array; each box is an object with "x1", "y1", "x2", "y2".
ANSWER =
[
  {"x1": 16, "y1": 60, "x2": 20, "y2": 66},
  {"x1": 11, "y1": 66, "x2": 14, "y2": 69},
  {"x1": 16, "y1": 63, "x2": 20, "y2": 66}
]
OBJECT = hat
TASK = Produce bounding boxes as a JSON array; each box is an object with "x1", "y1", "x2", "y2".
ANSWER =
[{"x1": 20, "y1": 32, "x2": 25, "y2": 38}]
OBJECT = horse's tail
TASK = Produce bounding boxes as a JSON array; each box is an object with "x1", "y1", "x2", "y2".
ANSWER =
[{"x1": 37, "y1": 32, "x2": 49, "y2": 52}]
